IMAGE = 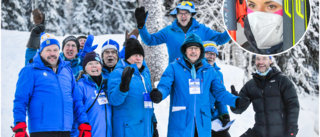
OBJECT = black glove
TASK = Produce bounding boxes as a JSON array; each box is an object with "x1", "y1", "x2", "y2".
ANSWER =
[
  {"x1": 231, "y1": 85, "x2": 239, "y2": 96},
  {"x1": 236, "y1": 97, "x2": 250, "y2": 109},
  {"x1": 135, "y1": 7, "x2": 148, "y2": 29},
  {"x1": 219, "y1": 114, "x2": 230, "y2": 127},
  {"x1": 150, "y1": 88, "x2": 163, "y2": 103},
  {"x1": 119, "y1": 66, "x2": 135, "y2": 92},
  {"x1": 153, "y1": 122, "x2": 159, "y2": 137},
  {"x1": 287, "y1": 124, "x2": 298, "y2": 137},
  {"x1": 32, "y1": 24, "x2": 45, "y2": 35}
]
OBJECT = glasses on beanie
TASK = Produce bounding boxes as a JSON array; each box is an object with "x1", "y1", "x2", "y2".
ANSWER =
[
  {"x1": 180, "y1": 1, "x2": 193, "y2": 7},
  {"x1": 104, "y1": 50, "x2": 117, "y2": 55}
]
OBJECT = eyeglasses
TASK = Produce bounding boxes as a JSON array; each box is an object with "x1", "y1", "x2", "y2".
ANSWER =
[
  {"x1": 186, "y1": 47, "x2": 200, "y2": 51},
  {"x1": 205, "y1": 52, "x2": 216, "y2": 56},
  {"x1": 177, "y1": 12, "x2": 191, "y2": 17}
]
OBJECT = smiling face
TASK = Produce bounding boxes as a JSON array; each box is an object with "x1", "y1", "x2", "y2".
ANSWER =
[
  {"x1": 185, "y1": 46, "x2": 201, "y2": 64},
  {"x1": 205, "y1": 51, "x2": 216, "y2": 66},
  {"x1": 102, "y1": 49, "x2": 118, "y2": 67},
  {"x1": 255, "y1": 55, "x2": 272, "y2": 73},
  {"x1": 63, "y1": 41, "x2": 78, "y2": 60},
  {"x1": 126, "y1": 54, "x2": 143, "y2": 69},
  {"x1": 85, "y1": 61, "x2": 102, "y2": 76},
  {"x1": 177, "y1": 10, "x2": 191, "y2": 26},
  {"x1": 40, "y1": 44, "x2": 60, "y2": 67},
  {"x1": 247, "y1": 0, "x2": 282, "y2": 13}
]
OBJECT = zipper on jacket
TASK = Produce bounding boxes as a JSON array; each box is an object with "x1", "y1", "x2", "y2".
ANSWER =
[{"x1": 262, "y1": 89, "x2": 269, "y2": 137}]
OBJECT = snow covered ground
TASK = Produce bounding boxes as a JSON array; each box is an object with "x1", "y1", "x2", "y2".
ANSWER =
[{"x1": 1, "y1": 30, "x2": 319, "y2": 137}]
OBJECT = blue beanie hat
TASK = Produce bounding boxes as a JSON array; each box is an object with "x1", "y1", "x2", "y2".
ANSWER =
[
  {"x1": 180, "y1": 33, "x2": 204, "y2": 61},
  {"x1": 101, "y1": 39, "x2": 119, "y2": 55},
  {"x1": 203, "y1": 41, "x2": 219, "y2": 55},
  {"x1": 39, "y1": 32, "x2": 60, "y2": 52},
  {"x1": 170, "y1": 1, "x2": 197, "y2": 15}
]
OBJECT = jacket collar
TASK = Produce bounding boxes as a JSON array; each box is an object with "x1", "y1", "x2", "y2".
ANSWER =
[
  {"x1": 59, "y1": 52, "x2": 81, "y2": 67},
  {"x1": 176, "y1": 57, "x2": 211, "y2": 72},
  {"x1": 171, "y1": 18, "x2": 200, "y2": 32}
]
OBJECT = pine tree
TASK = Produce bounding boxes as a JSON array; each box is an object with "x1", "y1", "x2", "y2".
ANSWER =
[
  {"x1": 1, "y1": 0, "x2": 29, "y2": 31},
  {"x1": 71, "y1": 0, "x2": 90, "y2": 35}
]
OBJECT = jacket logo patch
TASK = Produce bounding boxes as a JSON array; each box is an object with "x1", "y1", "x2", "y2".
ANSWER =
[
  {"x1": 43, "y1": 72, "x2": 47, "y2": 76},
  {"x1": 270, "y1": 80, "x2": 276, "y2": 83}
]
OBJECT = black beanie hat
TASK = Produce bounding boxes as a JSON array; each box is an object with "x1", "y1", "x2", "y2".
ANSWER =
[
  {"x1": 77, "y1": 35, "x2": 87, "y2": 40},
  {"x1": 125, "y1": 38, "x2": 145, "y2": 60},
  {"x1": 62, "y1": 36, "x2": 80, "y2": 52},
  {"x1": 82, "y1": 51, "x2": 103, "y2": 71}
]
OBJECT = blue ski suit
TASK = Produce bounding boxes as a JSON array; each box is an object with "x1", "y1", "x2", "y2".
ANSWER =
[
  {"x1": 108, "y1": 59, "x2": 156, "y2": 137},
  {"x1": 72, "y1": 74, "x2": 112, "y2": 137},
  {"x1": 139, "y1": 18, "x2": 230, "y2": 63},
  {"x1": 60, "y1": 52, "x2": 83, "y2": 78},
  {"x1": 13, "y1": 52, "x2": 85, "y2": 133}
]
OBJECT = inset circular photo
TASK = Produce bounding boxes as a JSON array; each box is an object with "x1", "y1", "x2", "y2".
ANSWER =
[{"x1": 223, "y1": 0, "x2": 311, "y2": 55}]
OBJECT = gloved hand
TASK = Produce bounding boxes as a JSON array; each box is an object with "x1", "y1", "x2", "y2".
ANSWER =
[
  {"x1": 78, "y1": 123, "x2": 91, "y2": 137},
  {"x1": 150, "y1": 88, "x2": 163, "y2": 103},
  {"x1": 231, "y1": 85, "x2": 239, "y2": 96},
  {"x1": 219, "y1": 114, "x2": 230, "y2": 127},
  {"x1": 32, "y1": 24, "x2": 45, "y2": 35},
  {"x1": 80, "y1": 34, "x2": 98, "y2": 58},
  {"x1": 135, "y1": 7, "x2": 148, "y2": 29},
  {"x1": 153, "y1": 122, "x2": 159, "y2": 137},
  {"x1": 287, "y1": 124, "x2": 298, "y2": 137},
  {"x1": 120, "y1": 66, "x2": 135, "y2": 92},
  {"x1": 11, "y1": 122, "x2": 29, "y2": 137},
  {"x1": 235, "y1": 97, "x2": 250, "y2": 109}
]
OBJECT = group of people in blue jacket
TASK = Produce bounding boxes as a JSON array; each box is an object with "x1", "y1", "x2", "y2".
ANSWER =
[{"x1": 12, "y1": 1, "x2": 299, "y2": 137}]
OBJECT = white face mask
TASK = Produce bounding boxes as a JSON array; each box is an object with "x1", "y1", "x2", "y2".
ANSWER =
[{"x1": 247, "y1": 12, "x2": 283, "y2": 49}]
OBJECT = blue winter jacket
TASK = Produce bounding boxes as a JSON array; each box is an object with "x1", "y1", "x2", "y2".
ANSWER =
[
  {"x1": 13, "y1": 52, "x2": 83, "y2": 133},
  {"x1": 72, "y1": 74, "x2": 112, "y2": 137},
  {"x1": 210, "y1": 62, "x2": 229, "y2": 120},
  {"x1": 157, "y1": 58, "x2": 238, "y2": 137},
  {"x1": 139, "y1": 18, "x2": 230, "y2": 63},
  {"x1": 102, "y1": 67, "x2": 111, "y2": 79},
  {"x1": 108, "y1": 59, "x2": 156, "y2": 137},
  {"x1": 60, "y1": 52, "x2": 83, "y2": 78}
]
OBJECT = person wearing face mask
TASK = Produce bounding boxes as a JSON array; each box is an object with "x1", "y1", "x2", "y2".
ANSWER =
[
  {"x1": 135, "y1": 1, "x2": 231, "y2": 64},
  {"x1": 72, "y1": 52, "x2": 112, "y2": 137},
  {"x1": 230, "y1": 55, "x2": 300, "y2": 137},
  {"x1": 203, "y1": 41, "x2": 231, "y2": 137},
  {"x1": 100, "y1": 39, "x2": 120, "y2": 79},
  {"x1": 242, "y1": 0, "x2": 284, "y2": 54},
  {"x1": 149, "y1": 34, "x2": 248, "y2": 137},
  {"x1": 107, "y1": 38, "x2": 158, "y2": 137}
]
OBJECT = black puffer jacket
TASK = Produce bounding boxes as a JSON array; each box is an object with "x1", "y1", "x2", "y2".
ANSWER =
[{"x1": 232, "y1": 67, "x2": 299, "y2": 137}]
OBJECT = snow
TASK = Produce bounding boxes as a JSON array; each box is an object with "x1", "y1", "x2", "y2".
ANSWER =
[{"x1": 1, "y1": 30, "x2": 319, "y2": 137}]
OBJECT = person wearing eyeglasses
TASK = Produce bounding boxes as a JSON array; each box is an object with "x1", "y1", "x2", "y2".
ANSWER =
[
  {"x1": 203, "y1": 41, "x2": 231, "y2": 137},
  {"x1": 100, "y1": 39, "x2": 120, "y2": 79},
  {"x1": 149, "y1": 34, "x2": 248, "y2": 137},
  {"x1": 134, "y1": 1, "x2": 230, "y2": 64}
]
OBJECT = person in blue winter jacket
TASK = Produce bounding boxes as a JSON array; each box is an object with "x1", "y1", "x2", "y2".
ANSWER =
[
  {"x1": 100, "y1": 39, "x2": 120, "y2": 79},
  {"x1": 108, "y1": 38, "x2": 158, "y2": 137},
  {"x1": 203, "y1": 41, "x2": 231, "y2": 137},
  {"x1": 71, "y1": 52, "x2": 112, "y2": 137},
  {"x1": 60, "y1": 34, "x2": 98, "y2": 78},
  {"x1": 12, "y1": 33, "x2": 90, "y2": 137},
  {"x1": 134, "y1": 1, "x2": 231, "y2": 63},
  {"x1": 149, "y1": 33, "x2": 249, "y2": 137}
]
